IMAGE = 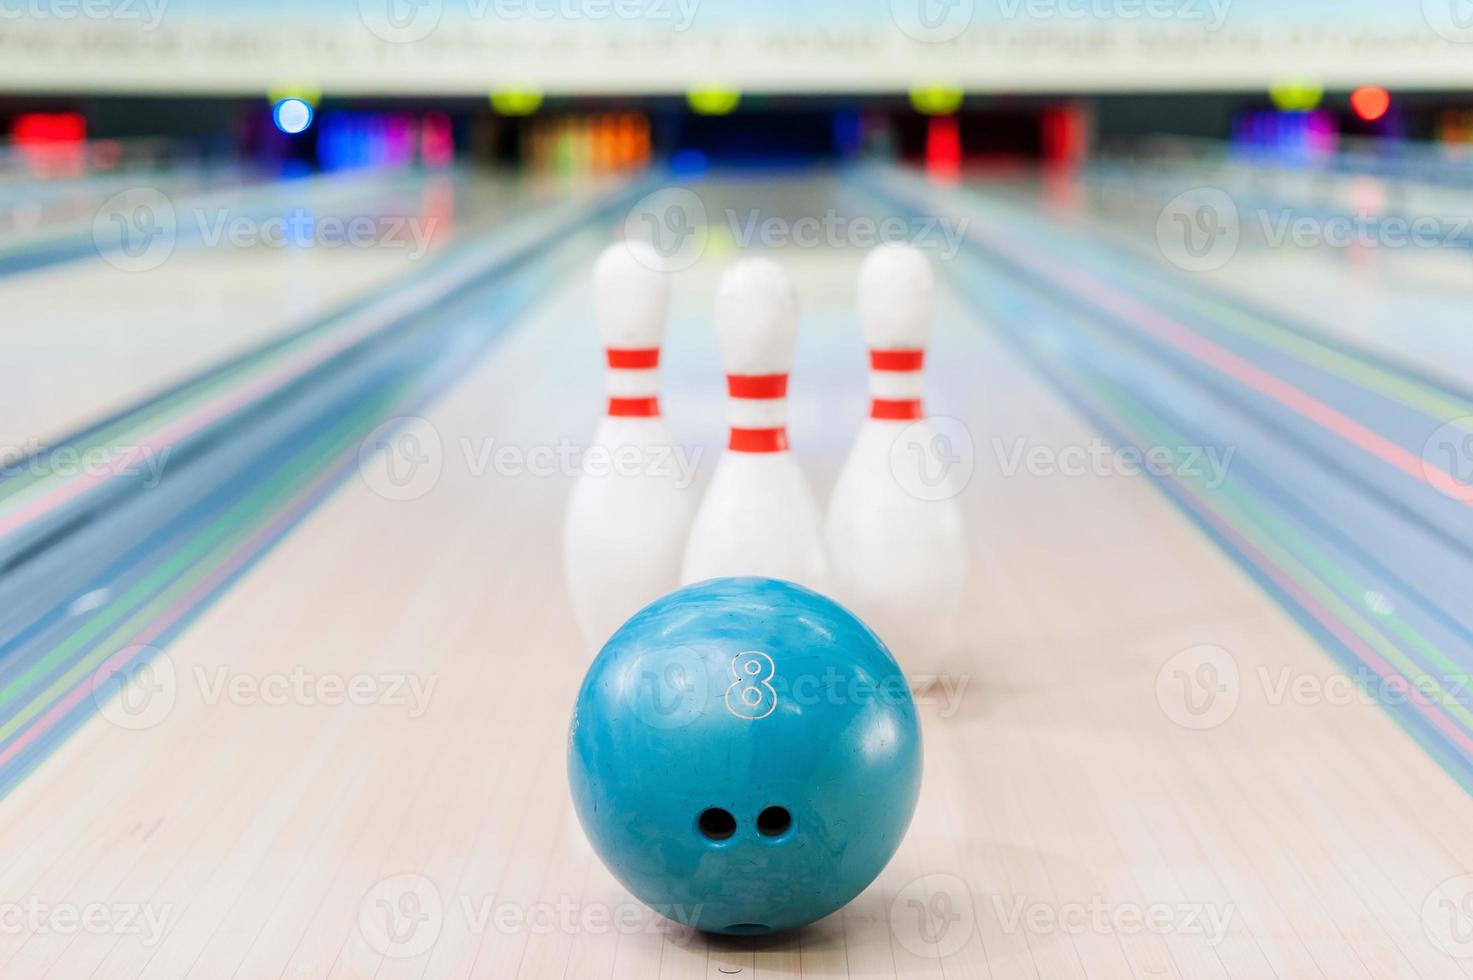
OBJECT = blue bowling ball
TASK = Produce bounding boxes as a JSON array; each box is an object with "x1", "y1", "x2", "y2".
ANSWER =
[{"x1": 567, "y1": 577, "x2": 922, "y2": 936}]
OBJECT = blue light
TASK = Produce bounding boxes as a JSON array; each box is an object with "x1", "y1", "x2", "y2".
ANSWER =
[
  {"x1": 670, "y1": 148, "x2": 709, "y2": 176},
  {"x1": 273, "y1": 98, "x2": 315, "y2": 135}
]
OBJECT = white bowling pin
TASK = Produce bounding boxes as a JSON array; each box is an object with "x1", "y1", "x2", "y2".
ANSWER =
[
  {"x1": 681, "y1": 258, "x2": 829, "y2": 591},
  {"x1": 563, "y1": 241, "x2": 695, "y2": 651},
  {"x1": 826, "y1": 244, "x2": 967, "y2": 669}
]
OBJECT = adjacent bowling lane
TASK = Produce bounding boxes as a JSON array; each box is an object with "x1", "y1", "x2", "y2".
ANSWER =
[
  {"x1": 0, "y1": 168, "x2": 583, "y2": 450},
  {"x1": 1059, "y1": 158, "x2": 1473, "y2": 379},
  {"x1": 1, "y1": 172, "x2": 1470, "y2": 978}
]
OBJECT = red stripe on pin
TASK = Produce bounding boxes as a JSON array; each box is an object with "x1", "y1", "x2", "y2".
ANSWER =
[
  {"x1": 729, "y1": 427, "x2": 789, "y2": 453},
  {"x1": 870, "y1": 349, "x2": 925, "y2": 371},
  {"x1": 727, "y1": 374, "x2": 789, "y2": 399},
  {"x1": 871, "y1": 399, "x2": 923, "y2": 420},
  {"x1": 606, "y1": 347, "x2": 661, "y2": 369},
  {"x1": 608, "y1": 397, "x2": 660, "y2": 417}
]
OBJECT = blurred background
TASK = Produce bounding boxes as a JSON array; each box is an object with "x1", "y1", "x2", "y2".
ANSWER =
[
  {"x1": 3, "y1": 0, "x2": 1472, "y2": 181},
  {"x1": 4, "y1": 4, "x2": 1473, "y2": 976}
]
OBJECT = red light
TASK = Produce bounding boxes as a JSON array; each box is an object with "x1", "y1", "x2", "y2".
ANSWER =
[
  {"x1": 925, "y1": 115, "x2": 961, "y2": 179},
  {"x1": 11, "y1": 112, "x2": 85, "y2": 176},
  {"x1": 12, "y1": 112, "x2": 85, "y2": 144},
  {"x1": 1351, "y1": 86, "x2": 1391, "y2": 123}
]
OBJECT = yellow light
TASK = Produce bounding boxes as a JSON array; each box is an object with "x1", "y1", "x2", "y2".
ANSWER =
[
  {"x1": 266, "y1": 84, "x2": 322, "y2": 108},
  {"x1": 1269, "y1": 79, "x2": 1323, "y2": 112},
  {"x1": 491, "y1": 90, "x2": 544, "y2": 116},
  {"x1": 687, "y1": 87, "x2": 741, "y2": 116},
  {"x1": 909, "y1": 85, "x2": 964, "y2": 116}
]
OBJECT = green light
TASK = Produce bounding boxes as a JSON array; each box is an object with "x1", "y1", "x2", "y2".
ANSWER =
[
  {"x1": 910, "y1": 85, "x2": 964, "y2": 116},
  {"x1": 1269, "y1": 79, "x2": 1323, "y2": 112},
  {"x1": 266, "y1": 84, "x2": 321, "y2": 108},
  {"x1": 491, "y1": 90, "x2": 544, "y2": 116},
  {"x1": 688, "y1": 87, "x2": 741, "y2": 116}
]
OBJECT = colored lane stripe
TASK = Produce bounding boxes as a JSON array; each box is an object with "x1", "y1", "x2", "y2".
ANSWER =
[
  {"x1": 949, "y1": 193, "x2": 1472, "y2": 504},
  {"x1": 859, "y1": 169, "x2": 1473, "y2": 791},
  {"x1": 963, "y1": 180, "x2": 1473, "y2": 432},
  {"x1": 0, "y1": 179, "x2": 643, "y2": 797}
]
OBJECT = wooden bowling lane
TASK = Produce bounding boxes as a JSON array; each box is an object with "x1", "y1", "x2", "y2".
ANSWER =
[{"x1": 0, "y1": 174, "x2": 1471, "y2": 979}]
